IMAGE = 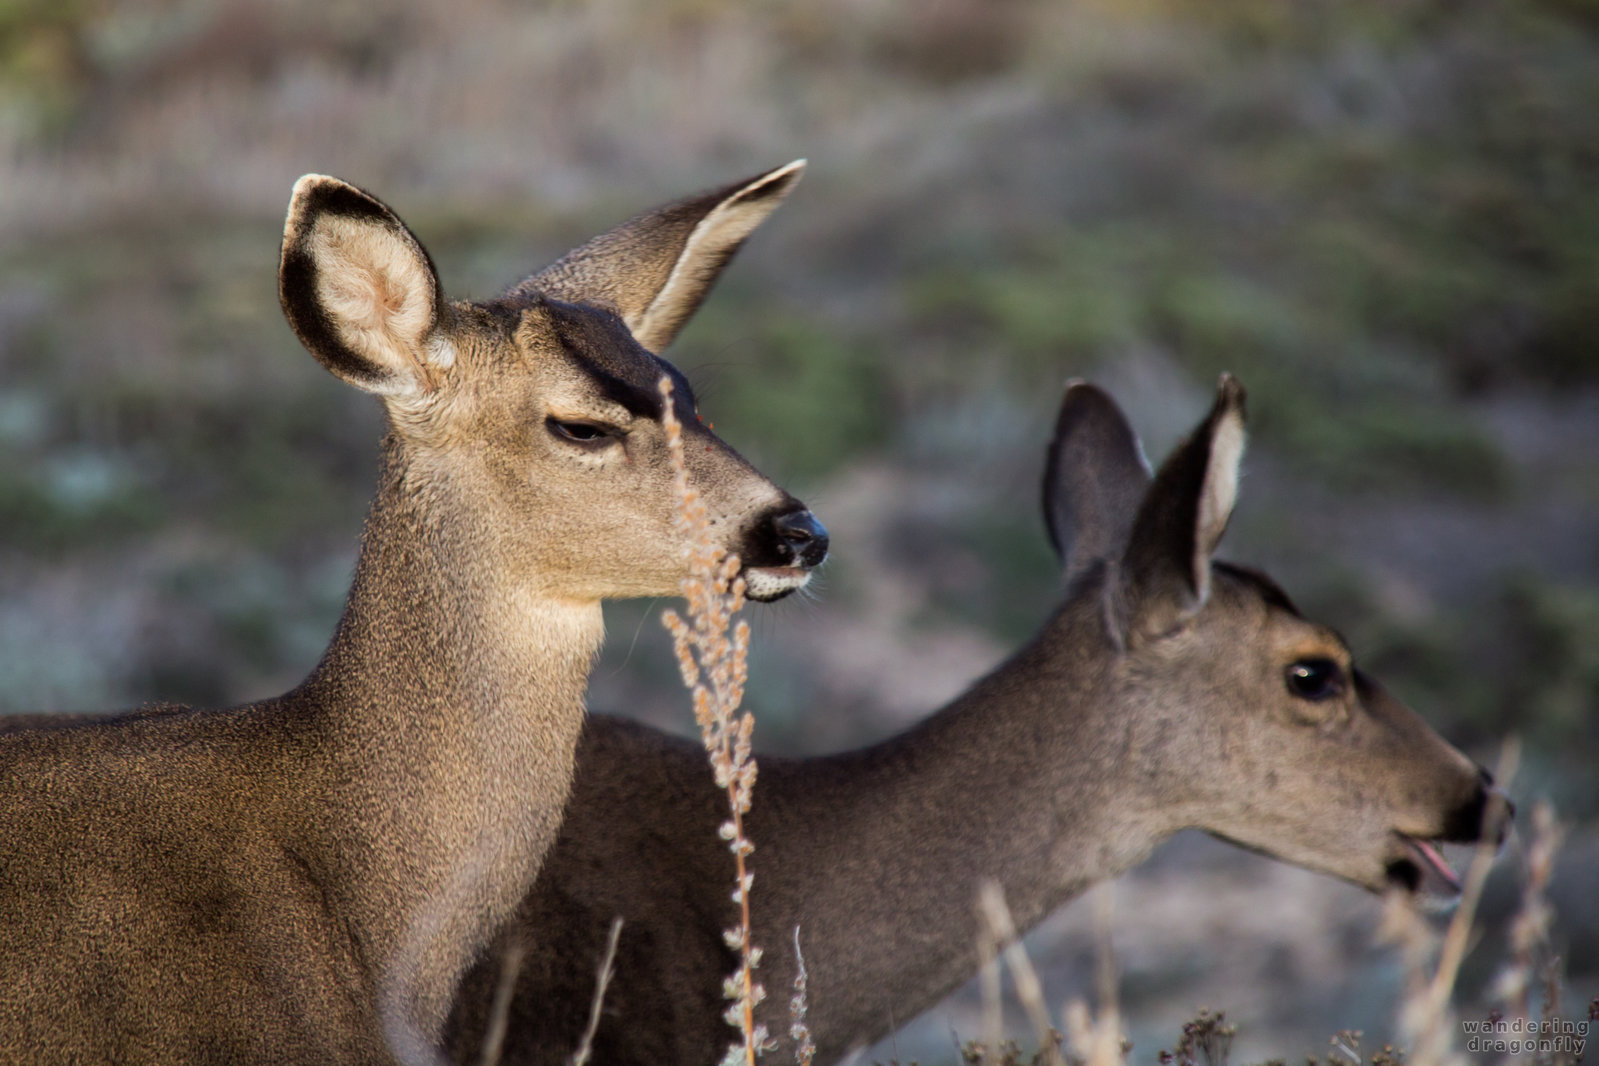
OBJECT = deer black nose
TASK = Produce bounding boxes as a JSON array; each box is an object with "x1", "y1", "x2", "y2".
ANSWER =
[
  {"x1": 773, "y1": 510, "x2": 829, "y2": 569},
  {"x1": 1443, "y1": 768, "x2": 1514, "y2": 846}
]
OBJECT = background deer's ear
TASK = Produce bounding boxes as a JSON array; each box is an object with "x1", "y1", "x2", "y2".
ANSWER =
[
  {"x1": 1119, "y1": 374, "x2": 1247, "y2": 641},
  {"x1": 511, "y1": 160, "x2": 805, "y2": 352},
  {"x1": 279, "y1": 175, "x2": 450, "y2": 399},
  {"x1": 1042, "y1": 381, "x2": 1152, "y2": 581}
]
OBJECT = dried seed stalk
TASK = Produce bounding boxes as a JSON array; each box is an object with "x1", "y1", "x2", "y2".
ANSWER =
[{"x1": 658, "y1": 375, "x2": 770, "y2": 1066}]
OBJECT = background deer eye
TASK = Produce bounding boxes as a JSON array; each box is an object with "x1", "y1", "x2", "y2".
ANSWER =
[
  {"x1": 1286, "y1": 658, "x2": 1344, "y2": 701},
  {"x1": 547, "y1": 418, "x2": 612, "y2": 445}
]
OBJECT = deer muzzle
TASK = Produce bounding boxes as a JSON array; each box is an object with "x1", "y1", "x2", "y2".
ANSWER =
[
  {"x1": 741, "y1": 505, "x2": 829, "y2": 602},
  {"x1": 1385, "y1": 769, "x2": 1514, "y2": 902}
]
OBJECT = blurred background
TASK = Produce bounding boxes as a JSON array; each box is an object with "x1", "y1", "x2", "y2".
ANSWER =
[{"x1": 1, "y1": 0, "x2": 1595, "y2": 1060}]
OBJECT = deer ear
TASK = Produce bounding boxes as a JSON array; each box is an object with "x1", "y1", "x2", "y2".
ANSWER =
[
  {"x1": 511, "y1": 160, "x2": 805, "y2": 352},
  {"x1": 1120, "y1": 374, "x2": 1247, "y2": 639},
  {"x1": 279, "y1": 175, "x2": 450, "y2": 399},
  {"x1": 1042, "y1": 381, "x2": 1152, "y2": 579}
]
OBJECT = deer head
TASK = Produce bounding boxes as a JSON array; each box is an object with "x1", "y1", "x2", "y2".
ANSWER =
[
  {"x1": 278, "y1": 161, "x2": 827, "y2": 605},
  {"x1": 1046, "y1": 374, "x2": 1506, "y2": 900}
]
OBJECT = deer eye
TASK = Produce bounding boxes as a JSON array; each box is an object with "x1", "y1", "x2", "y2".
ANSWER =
[
  {"x1": 1286, "y1": 658, "x2": 1344, "y2": 701},
  {"x1": 547, "y1": 418, "x2": 614, "y2": 446}
]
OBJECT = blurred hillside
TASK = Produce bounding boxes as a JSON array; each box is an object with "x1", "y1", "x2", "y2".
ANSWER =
[{"x1": 1, "y1": 0, "x2": 1596, "y2": 1061}]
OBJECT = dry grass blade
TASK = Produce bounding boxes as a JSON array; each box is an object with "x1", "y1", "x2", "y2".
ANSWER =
[
  {"x1": 976, "y1": 884, "x2": 1004, "y2": 1066},
  {"x1": 475, "y1": 931, "x2": 527, "y2": 1066},
  {"x1": 1383, "y1": 738, "x2": 1520, "y2": 1066},
  {"x1": 977, "y1": 880, "x2": 1061, "y2": 1066},
  {"x1": 567, "y1": 918, "x2": 624, "y2": 1066},
  {"x1": 1492, "y1": 800, "x2": 1564, "y2": 1042},
  {"x1": 1063, "y1": 884, "x2": 1126, "y2": 1066},
  {"x1": 791, "y1": 926, "x2": 816, "y2": 1066},
  {"x1": 969, "y1": 881, "x2": 1121, "y2": 1066}
]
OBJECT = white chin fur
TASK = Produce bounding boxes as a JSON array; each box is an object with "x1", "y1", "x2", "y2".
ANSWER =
[{"x1": 743, "y1": 567, "x2": 811, "y2": 602}]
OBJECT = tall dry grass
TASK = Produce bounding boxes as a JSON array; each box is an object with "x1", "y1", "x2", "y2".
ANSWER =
[
  {"x1": 659, "y1": 372, "x2": 769, "y2": 1065},
  {"x1": 659, "y1": 373, "x2": 816, "y2": 1066}
]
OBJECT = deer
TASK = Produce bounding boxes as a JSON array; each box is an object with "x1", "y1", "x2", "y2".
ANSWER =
[
  {"x1": 0, "y1": 162, "x2": 828, "y2": 1065},
  {"x1": 437, "y1": 374, "x2": 1507, "y2": 1065}
]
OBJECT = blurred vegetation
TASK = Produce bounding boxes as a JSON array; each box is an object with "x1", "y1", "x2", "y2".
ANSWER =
[
  {"x1": 0, "y1": 0, "x2": 1594, "y2": 1048},
  {"x1": 680, "y1": 302, "x2": 894, "y2": 486},
  {"x1": 0, "y1": 0, "x2": 99, "y2": 139},
  {"x1": 0, "y1": 0, "x2": 1591, "y2": 769}
]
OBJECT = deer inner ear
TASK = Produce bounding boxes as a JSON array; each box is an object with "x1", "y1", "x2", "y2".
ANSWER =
[{"x1": 279, "y1": 174, "x2": 445, "y2": 399}]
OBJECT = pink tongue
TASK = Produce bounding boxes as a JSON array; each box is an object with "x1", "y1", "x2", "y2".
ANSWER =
[{"x1": 1411, "y1": 839, "x2": 1462, "y2": 894}]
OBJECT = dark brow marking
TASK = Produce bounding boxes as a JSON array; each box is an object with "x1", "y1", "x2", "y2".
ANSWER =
[
  {"x1": 557, "y1": 345, "x2": 702, "y2": 424},
  {"x1": 573, "y1": 351, "x2": 702, "y2": 425},
  {"x1": 544, "y1": 302, "x2": 663, "y2": 419},
  {"x1": 582, "y1": 364, "x2": 663, "y2": 420},
  {"x1": 534, "y1": 295, "x2": 702, "y2": 422},
  {"x1": 1214, "y1": 561, "x2": 1302, "y2": 618}
]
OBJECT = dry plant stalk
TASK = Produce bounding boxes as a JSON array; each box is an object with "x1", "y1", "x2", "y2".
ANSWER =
[
  {"x1": 973, "y1": 881, "x2": 1123, "y2": 1066},
  {"x1": 566, "y1": 917, "x2": 624, "y2": 1066},
  {"x1": 1492, "y1": 800, "x2": 1564, "y2": 1036},
  {"x1": 976, "y1": 884, "x2": 1005, "y2": 1066},
  {"x1": 1064, "y1": 885, "x2": 1127, "y2": 1066},
  {"x1": 978, "y1": 880, "x2": 1061, "y2": 1066},
  {"x1": 972, "y1": 894, "x2": 997, "y2": 1066},
  {"x1": 790, "y1": 927, "x2": 816, "y2": 1066},
  {"x1": 475, "y1": 931, "x2": 527, "y2": 1066},
  {"x1": 657, "y1": 375, "x2": 771, "y2": 1066},
  {"x1": 1381, "y1": 739, "x2": 1521, "y2": 1066}
]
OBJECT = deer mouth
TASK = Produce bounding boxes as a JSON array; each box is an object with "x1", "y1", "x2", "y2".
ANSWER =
[
  {"x1": 1386, "y1": 833, "x2": 1463, "y2": 901},
  {"x1": 743, "y1": 565, "x2": 812, "y2": 602}
]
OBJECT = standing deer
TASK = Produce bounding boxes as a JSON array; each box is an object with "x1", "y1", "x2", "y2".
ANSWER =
[
  {"x1": 0, "y1": 162, "x2": 827, "y2": 1065},
  {"x1": 442, "y1": 374, "x2": 1505, "y2": 1065}
]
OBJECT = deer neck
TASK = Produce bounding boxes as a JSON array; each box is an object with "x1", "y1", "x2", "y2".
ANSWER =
[
  {"x1": 753, "y1": 608, "x2": 1169, "y2": 1057},
  {"x1": 295, "y1": 438, "x2": 603, "y2": 1044}
]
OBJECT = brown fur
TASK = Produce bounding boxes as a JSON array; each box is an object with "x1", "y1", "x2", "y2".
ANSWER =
[
  {"x1": 439, "y1": 377, "x2": 1500, "y2": 1065},
  {"x1": 0, "y1": 164, "x2": 821, "y2": 1065}
]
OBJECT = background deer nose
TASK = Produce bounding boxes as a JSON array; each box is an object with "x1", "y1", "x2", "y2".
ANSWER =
[
  {"x1": 1443, "y1": 767, "x2": 1515, "y2": 846},
  {"x1": 773, "y1": 510, "x2": 829, "y2": 569},
  {"x1": 1487, "y1": 786, "x2": 1515, "y2": 846}
]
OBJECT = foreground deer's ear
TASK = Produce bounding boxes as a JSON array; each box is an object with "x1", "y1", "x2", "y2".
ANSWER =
[
  {"x1": 1120, "y1": 374, "x2": 1247, "y2": 638},
  {"x1": 1042, "y1": 381, "x2": 1152, "y2": 579},
  {"x1": 279, "y1": 175, "x2": 449, "y2": 399},
  {"x1": 511, "y1": 160, "x2": 805, "y2": 352}
]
